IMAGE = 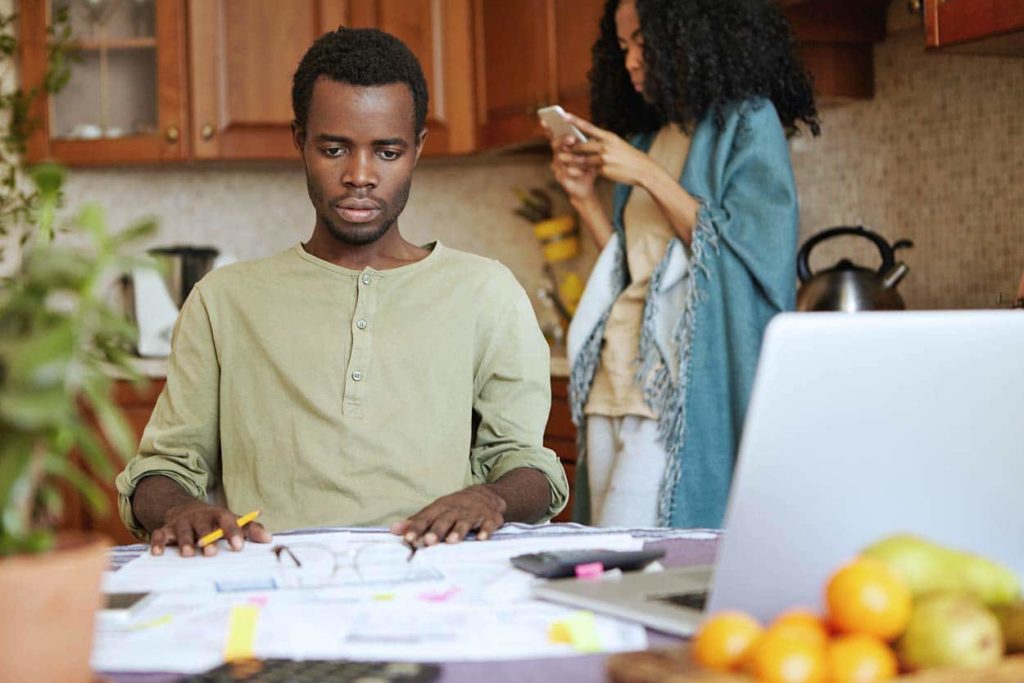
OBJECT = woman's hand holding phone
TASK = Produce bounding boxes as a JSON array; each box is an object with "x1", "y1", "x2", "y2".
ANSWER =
[
  {"x1": 540, "y1": 109, "x2": 620, "y2": 249},
  {"x1": 541, "y1": 108, "x2": 600, "y2": 203},
  {"x1": 542, "y1": 108, "x2": 663, "y2": 198},
  {"x1": 564, "y1": 114, "x2": 663, "y2": 189}
]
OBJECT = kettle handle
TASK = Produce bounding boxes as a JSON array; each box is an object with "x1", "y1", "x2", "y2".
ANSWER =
[{"x1": 797, "y1": 226, "x2": 898, "y2": 283}]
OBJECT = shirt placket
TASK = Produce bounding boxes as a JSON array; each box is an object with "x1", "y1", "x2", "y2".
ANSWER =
[{"x1": 343, "y1": 269, "x2": 378, "y2": 418}]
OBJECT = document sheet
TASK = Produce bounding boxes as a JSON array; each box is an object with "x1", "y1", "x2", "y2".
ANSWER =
[{"x1": 94, "y1": 527, "x2": 653, "y2": 673}]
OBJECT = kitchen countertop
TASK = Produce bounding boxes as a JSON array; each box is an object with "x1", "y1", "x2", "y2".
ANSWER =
[
  {"x1": 126, "y1": 356, "x2": 170, "y2": 379},
  {"x1": 125, "y1": 353, "x2": 570, "y2": 380},
  {"x1": 550, "y1": 353, "x2": 569, "y2": 378}
]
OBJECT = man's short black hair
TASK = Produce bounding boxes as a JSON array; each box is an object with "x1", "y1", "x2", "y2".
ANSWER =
[{"x1": 292, "y1": 27, "x2": 428, "y2": 137}]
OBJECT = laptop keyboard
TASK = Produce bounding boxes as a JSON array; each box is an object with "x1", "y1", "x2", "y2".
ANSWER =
[
  {"x1": 648, "y1": 590, "x2": 708, "y2": 610},
  {"x1": 182, "y1": 659, "x2": 440, "y2": 682}
]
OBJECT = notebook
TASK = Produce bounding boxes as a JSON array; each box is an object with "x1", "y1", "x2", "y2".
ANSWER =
[{"x1": 533, "y1": 311, "x2": 1024, "y2": 635}]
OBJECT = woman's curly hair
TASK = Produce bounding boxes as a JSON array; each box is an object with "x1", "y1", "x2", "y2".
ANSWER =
[{"x1": 590, "y1": 0, "x2": 820, "y2": 137}]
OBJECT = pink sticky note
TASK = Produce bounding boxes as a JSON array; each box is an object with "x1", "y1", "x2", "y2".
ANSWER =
[
  {"x1": 574, "y1": 562, "x2": 604, "y2": 579},
  {"x1": 418, "y1": 586, "x2": 462, "y2": 603}
]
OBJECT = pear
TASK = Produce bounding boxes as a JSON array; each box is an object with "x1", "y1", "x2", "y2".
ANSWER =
[
  {"x1": 862, "y1": 534, "x2": 1021, "y2": 607},
  {"x1": 993, "y1": 601, "x2": 1024, "y2": 654},
  {"x1": 897, "y1": 593, "x2": 1004, "y2": 671}
]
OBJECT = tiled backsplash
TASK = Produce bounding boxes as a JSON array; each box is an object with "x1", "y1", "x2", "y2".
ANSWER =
[
  {"x1": 5, "y1": 5, "x2": 1021, "y2": 313},
  {"x1": 43, "y1": 155, "x2": 600, "y2": 316},
  {"x1": 791, "y1": 17, "x2": 1024, "y2": 309}
]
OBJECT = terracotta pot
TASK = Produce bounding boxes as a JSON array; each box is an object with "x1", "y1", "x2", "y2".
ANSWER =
[{"x1": 0, "y1": 533, "x2": 110, "y2": 683}]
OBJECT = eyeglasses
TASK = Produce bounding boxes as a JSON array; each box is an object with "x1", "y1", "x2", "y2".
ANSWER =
[{"x1": 271, "y1": 541, "x2": 438, "y2": 588}]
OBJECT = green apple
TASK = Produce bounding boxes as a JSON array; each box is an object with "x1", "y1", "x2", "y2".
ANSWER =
[
  {"x1": 863, "y1": 534, "x2": 1021, "y2": 608},
  {"x1": 897, "y1": 593, "x2": 1004, "y2": 670}
]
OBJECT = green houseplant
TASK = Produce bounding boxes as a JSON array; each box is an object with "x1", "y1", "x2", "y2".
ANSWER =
[
  {"x1": 1, "y1": 7, "x2": 157, "y2": 682},
  {"x1": 0, "y1": 163, "x2": 155, "y2": 554}
]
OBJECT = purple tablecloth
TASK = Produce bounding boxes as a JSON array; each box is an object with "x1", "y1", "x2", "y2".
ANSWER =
[{"x1": 103, "y1": 526, "x2": 719, "y2": 683}]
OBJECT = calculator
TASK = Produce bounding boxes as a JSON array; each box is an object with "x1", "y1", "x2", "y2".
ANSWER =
[
  {"x1": 182, "y1": 659, "x2": 440, "y2": 682},
  {"x1": 510, "y1": 548, "x2": 666, "y2": 579}
]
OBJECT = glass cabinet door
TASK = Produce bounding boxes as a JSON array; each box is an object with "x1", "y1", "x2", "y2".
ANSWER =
[
  {"x1": 51, "y1": 0, "x2": 158, "y2": 142},
  {"x1": 21, "y1": 0, "x2": 188, "y2": 165}
]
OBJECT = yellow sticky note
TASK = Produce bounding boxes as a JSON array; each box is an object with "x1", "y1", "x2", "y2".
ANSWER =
[
  {"x1": 373, "y1": 593, "x2": 396, "y2": 601},
  {"x1": 223, "y1": 605, "x2": 260, "y2": 661},
  {"x1": 564, "y1": 611, "x2": 602, "y2": 653},
  {"x1": 548, "y1": 621, "x2": 572, "y2": 644},
  {"x1": 130, "y1": 614, "x2": 173, "y2": 632}
]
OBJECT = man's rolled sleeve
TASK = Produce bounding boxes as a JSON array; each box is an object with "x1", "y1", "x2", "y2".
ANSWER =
[
  {"x1": 115, "y1": 456, "x2": 210, "y2": 539},
  {"x1": 115, "y1": 286, "x2": 222, "y2": 539},
  {"x1": 470, "y1": 273, "x2": 569, "y2": 522}
]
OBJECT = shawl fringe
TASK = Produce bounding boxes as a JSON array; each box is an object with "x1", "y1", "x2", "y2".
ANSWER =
[{"x1": 567, "y1": 202, "x2": 721, "y2": 526}]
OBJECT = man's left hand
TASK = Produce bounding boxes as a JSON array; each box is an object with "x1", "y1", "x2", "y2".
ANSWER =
[{"x1": 390, "y1": 484, "x2": 507, "y2": 546}]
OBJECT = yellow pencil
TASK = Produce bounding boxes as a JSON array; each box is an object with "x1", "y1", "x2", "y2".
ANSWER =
[{"x1": 197, "y1": 510, "x2": 261, "y2": 548}]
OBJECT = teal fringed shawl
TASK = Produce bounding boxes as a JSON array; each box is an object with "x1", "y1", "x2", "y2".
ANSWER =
[{"x1": 569, "y1": 99, "x2": 798, "y2": 528}]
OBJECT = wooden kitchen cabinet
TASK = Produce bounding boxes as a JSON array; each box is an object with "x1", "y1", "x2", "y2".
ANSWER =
[
  {"x1": 349, "y1": 0, "x2": 477, "y2": 156},
  {"x1": 473, "y1": 0, "x2": 604, "y2": 149},
  {"x1": 20, "y1": 0, "x2": 601, "y2": 164},
  {"x1": 780, "y1": 0, "x2": 888, "y2": 103},
  {"x1": 187, "y1": 0, "x2": 476, "y2": 159},
  {"x1": 187, "y1": 0, "x2": 350, "y2": 160},
  {"x1": 547, "y1": 377, "x2": 578, "y2": 523},
  {"x1": 924, "y1": 0, "x2": 1024, "y2": 55},
  {"x1": 20, "y1": 0, "x2": 189, "y2": 165},
  {"x1": 19, "y1": 0, "x2": 477, "y2": 163}
]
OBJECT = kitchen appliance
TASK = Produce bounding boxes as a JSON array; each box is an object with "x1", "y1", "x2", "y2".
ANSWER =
[
  {"x1": 796, "y1": 225, "x2": 913, "y2": 311},
  {"x1": 148, "y1": 245, "x2": 220, "y2": 307},
  {"x1": 123, "y1": 245, "x2": 230, "y2": 357}
]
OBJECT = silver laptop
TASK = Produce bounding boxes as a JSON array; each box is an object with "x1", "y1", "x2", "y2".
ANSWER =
[{"x1": 534, "y1": 311, "x2": 1024, "y2": 635}]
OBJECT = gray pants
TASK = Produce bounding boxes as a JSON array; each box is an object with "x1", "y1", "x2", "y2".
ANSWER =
[{"x1": 585, "y1": 415, "x2": 668, "y2": 527}]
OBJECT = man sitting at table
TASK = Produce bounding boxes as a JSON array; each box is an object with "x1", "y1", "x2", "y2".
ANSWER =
[{"x1": 115, "y1": 27, "x2": 568, "y2": 557}]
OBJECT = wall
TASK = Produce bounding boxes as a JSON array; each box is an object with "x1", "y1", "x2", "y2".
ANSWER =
[
  {"x1": 790, "y1": 8, "x2": 1024, "y2": 309},
  {"x1": 55, "y1": 153, "x2": 597, "y2": 320}
]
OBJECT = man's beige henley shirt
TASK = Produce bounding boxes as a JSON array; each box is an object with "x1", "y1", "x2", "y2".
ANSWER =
[{"x1": 116, "y1": 243, "x2": 568, "y2": 537}]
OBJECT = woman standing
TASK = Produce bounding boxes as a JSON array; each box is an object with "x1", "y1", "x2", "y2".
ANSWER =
[{"x1": 550, "y1": 0, "x2": 819, "y2": 528}]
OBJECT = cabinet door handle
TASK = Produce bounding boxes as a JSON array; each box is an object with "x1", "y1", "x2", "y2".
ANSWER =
[
  {"x1": 165, "y1": 125, "x2": 180, "y2": 143},
  {"x1": 200, "y1": 124, "x2": 215, "y2": 140}
]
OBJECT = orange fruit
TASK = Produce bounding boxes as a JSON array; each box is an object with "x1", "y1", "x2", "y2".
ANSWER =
[
  {"x1": 826, "y1": 557, "x2": 912, "y2": 640},
  {"x1": 691, "y1": 611, "x2": 763, "y2": 671},
  {"x1": 770, "y1": 609, "x2": 830, "y2": 649},
  {"x1": 826, "y1": 634, "x2": 899, "y2": 682},
  {"x1": 748, "y1": 628, "x2": 827, "y2": 683}
]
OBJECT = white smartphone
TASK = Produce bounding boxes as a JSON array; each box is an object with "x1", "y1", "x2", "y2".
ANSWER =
[{"x1": 537, "y1": 105, "x2": 588, "y2": 142}]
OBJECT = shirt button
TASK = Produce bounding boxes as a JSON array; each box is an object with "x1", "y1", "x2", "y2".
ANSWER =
[
  {"x1": 361, "y1": 274, "x2": 371, "y2": 285},
  {"x1": 356, "y1": 319, "x2": 367, "y2": 330},
  {"x1": 351, "y1": 371, "x2": 362, "y2": 381}
]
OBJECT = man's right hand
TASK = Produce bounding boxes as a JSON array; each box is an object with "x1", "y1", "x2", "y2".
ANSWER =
[{"x1": 149, "y1": 500, "x2": 272, "y2": 557}]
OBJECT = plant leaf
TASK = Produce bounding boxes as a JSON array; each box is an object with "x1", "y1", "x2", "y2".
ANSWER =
[
  {"x1": 29, "y1": 163, "x2": 65, "y2": 197},
  {"x1": 0, "y1": 442, "x2": 33, "y2": 531},
  {"x1": 43, "y1": 455, "x2": 108, "y2": 516},
  {"x1": 23, "y1": 245, "x2": 94, "y2": 290},
  {"x1": 77, "y1": 203, "x2": 107, "y2": 240},
  {"x1": 82, "y1": 380, "x2": 136, "y2": 462},
  {"x1": 37, "y1": 481, "x2": 64, "y2": 521},
  {"x1": 0, "y1": 387, "x2": 72, "y2": 429},
  {"x1": 111, "y1": 218, "x2": 158, "y2": 247},
  {"x1": 0, "y1": 319, "x2": 74, "y2": 387},
  {"x1": 71, "y1": 420, "x2": 116, "y2": 480}
]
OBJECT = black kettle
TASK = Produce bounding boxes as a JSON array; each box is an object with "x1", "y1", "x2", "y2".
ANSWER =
[{"x1": 796, "y1": 226, "x2": 913, "y2": 312}]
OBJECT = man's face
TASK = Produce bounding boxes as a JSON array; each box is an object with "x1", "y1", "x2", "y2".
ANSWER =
[{"x1": 295, "y1": 78, "x2": 425, "y2": 246}]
